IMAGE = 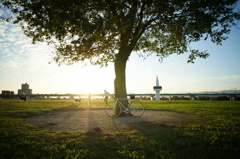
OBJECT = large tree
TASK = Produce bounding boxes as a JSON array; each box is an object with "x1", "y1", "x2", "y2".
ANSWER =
[{"x1": 1, "y1": 0, "x2": 239, "y2": 111}]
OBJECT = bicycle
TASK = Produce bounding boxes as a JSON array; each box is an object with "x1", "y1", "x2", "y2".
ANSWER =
[{"x1": 105, "y1": 98, "x2": 145, "y2": 117}]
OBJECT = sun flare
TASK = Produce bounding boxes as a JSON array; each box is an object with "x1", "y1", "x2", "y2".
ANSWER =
[{"x1": 66, "y1": 67, "x2": 114, "y2": 94}]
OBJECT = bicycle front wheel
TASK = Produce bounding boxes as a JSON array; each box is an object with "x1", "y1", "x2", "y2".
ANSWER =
[
  {"x1": 129, "y1": 101, "x2": 145, "y2": 116},
  {"x1": 105, "y1": 101, "x2": 121, "y2": 117}
]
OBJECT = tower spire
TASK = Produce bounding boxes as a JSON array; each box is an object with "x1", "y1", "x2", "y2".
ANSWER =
[
  {"x1": 153, "y1": 76, "x2": 162, "y2": 100},
  {"x1": 156, "y1": 76, "x2": 159, "y2": 86}
]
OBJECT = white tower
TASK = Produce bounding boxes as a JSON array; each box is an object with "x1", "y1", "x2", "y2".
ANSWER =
[{"x1": 153, "y1": 76, "x2": 162, "y2": 100}]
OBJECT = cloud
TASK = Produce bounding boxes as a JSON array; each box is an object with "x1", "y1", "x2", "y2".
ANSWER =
[
  {"x1": 0, "y1": 20, "x2": 54, "y2": 72},
  {"x1": 215, "y1": 75, "x2": 240, "y2": 81}
]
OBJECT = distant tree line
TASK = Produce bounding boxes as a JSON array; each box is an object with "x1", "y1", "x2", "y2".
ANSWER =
[{"x1": 139, "y1": 96, "x2": 240, "y2": 101}]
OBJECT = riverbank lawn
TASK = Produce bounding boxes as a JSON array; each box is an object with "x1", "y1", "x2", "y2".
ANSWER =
[{"x1": 0, "y1": 99, "x2": 239, "y2": 159}]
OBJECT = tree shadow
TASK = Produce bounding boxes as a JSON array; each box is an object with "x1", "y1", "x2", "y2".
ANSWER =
[
  {"x1": 110, "y1": 114, "x2": 180, "y2": 133},
  {"x1": 85, "y1": 117, "x2": 238, "y2": 159},
  {"x1": 85, "y1": 109, "x2": 103, "y2": 133}
]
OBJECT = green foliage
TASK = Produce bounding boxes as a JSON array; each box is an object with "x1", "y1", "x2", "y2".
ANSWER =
[
  {"x1": 0, "y1": 99, "x2": 239, "y2": 159},
  {"x1": 1, "y1": 0, "x2": 239, "y2": 65}
]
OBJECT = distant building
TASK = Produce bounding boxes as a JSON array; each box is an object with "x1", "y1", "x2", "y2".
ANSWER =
[
  {"x1": 1, "y1": 90, "x2": 14, "y2": 95},
  {"x1": 1, "y1": 90, "x2": 14, "y2": 99},
  {"x1": 18, "y1": 83, "x2": 32, "y2": 95}
]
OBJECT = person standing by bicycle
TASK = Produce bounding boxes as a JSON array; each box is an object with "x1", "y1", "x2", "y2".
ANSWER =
[{"x1": 104, "y1": 90, "x2": 110, "y2": 104}]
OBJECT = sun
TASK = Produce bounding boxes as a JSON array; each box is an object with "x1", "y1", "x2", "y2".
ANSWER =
[{"x1": 68, "y1": 67, "x2": 114, "y2": 95}]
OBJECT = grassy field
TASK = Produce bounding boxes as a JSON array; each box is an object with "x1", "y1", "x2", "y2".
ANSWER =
[{"x1": 0, "y1": 99, "x2": 239, "y2": 159}]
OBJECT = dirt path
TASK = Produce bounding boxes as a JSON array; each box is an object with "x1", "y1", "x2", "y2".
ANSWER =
[{"x1": 27, "y1": 109, "x2": 192, "y2": 132}]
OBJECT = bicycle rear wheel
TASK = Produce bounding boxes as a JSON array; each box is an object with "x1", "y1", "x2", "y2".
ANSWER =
[
  {"x1": 105, "y1": 101, "x2": 121, "y2": 117},
  {"x1": 129, "y1": 101, "x2": 144, "y2": 116}
]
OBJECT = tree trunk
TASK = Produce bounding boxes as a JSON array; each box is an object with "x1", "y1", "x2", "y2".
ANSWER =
[{"x1": 114, "y1": 48, "x2": 132, "y2": 117}]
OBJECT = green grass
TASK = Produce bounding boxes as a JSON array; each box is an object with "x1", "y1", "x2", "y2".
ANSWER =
[
  {"x1": 0, "y1": 99, "x2": 239, "y2": 159},
  {"x1": 144, "y1": 100, "x2": 240, "y2": 117}
]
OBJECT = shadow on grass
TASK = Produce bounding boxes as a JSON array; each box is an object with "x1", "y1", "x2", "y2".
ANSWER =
[
  {"x1": 1, "y1": 115, "x2": 239, "y2": 159},
  {"x1": 107, "y1": 115, "x2": 240, "y2": 159}
]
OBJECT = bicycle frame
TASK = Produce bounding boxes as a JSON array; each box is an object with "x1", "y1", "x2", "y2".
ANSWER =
[{"x1": 113, "y1": 98, "x2": 130, "y2": 113}]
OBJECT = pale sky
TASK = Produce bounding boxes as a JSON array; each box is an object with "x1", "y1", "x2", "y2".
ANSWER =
[{"x1": 1, "y1": 6, "x2": 240, "y2": 94}]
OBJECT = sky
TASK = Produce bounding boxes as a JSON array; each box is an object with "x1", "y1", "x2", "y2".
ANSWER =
[{"x1": 0, "y1": 5, "x2": 240, "y2": 95}]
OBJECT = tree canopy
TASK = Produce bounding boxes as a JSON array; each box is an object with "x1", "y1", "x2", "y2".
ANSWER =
[{"x1": 2, "y1": 0, "x2": 239, "y2": 65}]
